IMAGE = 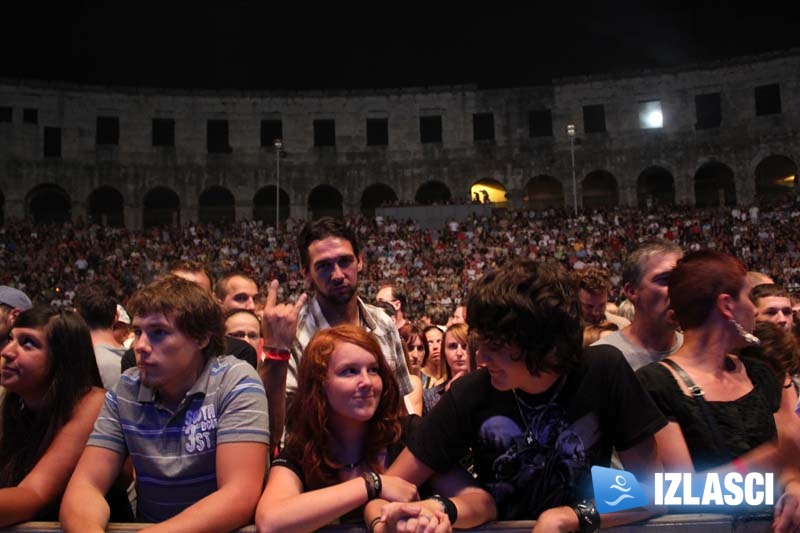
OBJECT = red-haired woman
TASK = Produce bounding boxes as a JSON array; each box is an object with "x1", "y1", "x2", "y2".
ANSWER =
[
  {"x1": 635, "y1": 251, "x2": 800, "y2": 529},
  {"x1": 255, "y1": 324, "x2": 494, "y2": 533}
]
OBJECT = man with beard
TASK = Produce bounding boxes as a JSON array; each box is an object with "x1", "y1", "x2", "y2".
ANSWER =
[
  {"x1": 592, "y1": 241, "x2": 684, "y2": 370},
  {"x1": 261, "y1": 217, "x2": 412, "y2": 449},
  {"x1": 61, "y1": 276, "x2": 268, "y2": 532}
]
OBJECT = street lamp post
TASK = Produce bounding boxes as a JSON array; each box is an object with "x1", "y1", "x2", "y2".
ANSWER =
[
  {"x1": 274, "y1": 138, "x2": 283, "y2": 234},
  {"x1": 567, "y1": 124, "x2": 577, "y2": 215}
]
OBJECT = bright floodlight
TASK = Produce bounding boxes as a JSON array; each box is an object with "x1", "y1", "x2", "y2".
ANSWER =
[{"x1": 639, "y1": 101, "x2": 663, "y2": 129}]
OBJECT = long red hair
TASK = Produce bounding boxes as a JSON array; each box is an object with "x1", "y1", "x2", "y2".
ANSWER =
[{"x1": 285, "y1": 324, "x2": 403, "y2": 488}]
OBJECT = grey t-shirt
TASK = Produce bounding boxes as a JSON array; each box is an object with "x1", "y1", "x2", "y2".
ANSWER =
[
  {"x1": 94, "y1": 343, "x2": 127, "y2": 390},
  {"x1": 591, "y1": 330, "x2": 683, "y2": 371}
]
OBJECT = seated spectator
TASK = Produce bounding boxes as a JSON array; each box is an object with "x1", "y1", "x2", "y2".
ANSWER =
[
  {"x1": 73, "y1": 279, "x2": 126, "y2": 389},
  {"x1": 377, "y1": 261, "x2": 665, "y2": 530},
  {"x1": 60, "y1": 276, "x2": 268, "y2": 532},
  {"x1": 573, "y1": 266, "x2": 630, "y2": 329},
  {"x1": 397, "y1": 325, "x2": 424, "y2": 416},
  {"x1": 423, "y1": 323, "x2": 474, "y2": 414},
  {"x1": 0, "y1": 307, "x2": 132, "y2": 527},
  {"x1": 740, "y1": 321, "x2": 800, "y2": 403},
  {"x1": 256, "y1": 325, "x2": 490, "y2": 532}
]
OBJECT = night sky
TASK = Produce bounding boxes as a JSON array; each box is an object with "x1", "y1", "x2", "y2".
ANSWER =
[{"x1": 3, "y1": 3, "x2": 799, "y2": 91}]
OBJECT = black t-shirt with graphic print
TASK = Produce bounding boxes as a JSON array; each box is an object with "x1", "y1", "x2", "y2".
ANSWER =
[{"x1": 407, "y1": 344, "x2": 667, "y2": 520}]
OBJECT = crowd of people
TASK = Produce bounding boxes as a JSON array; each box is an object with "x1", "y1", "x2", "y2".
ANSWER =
[
  {"x1": 2, "y1": 202, "x2": 799, "y2": 318},
  {"x1": 1, "y1": 202, "x2": 800, "y2": 533}
]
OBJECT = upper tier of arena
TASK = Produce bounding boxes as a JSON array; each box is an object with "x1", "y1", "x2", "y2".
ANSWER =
[{"x1": 0, "y1": 49, "x2": 798, "y2": 229}]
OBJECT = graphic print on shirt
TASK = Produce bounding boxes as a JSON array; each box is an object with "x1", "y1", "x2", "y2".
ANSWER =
[
  {"x1": 183, "y1": 404, "x2": 218, "y2": 453},
  {"x1": 478, "y1": 402, "x2": 600, "y2": 519}
]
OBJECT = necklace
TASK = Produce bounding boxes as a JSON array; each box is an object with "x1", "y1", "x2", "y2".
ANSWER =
[
  {"x1": 511, "y1": 376, "x2": 566, "y2": 445},
  {"x1": 338, "y1": 458, "x2": 363, "y2": 470}
]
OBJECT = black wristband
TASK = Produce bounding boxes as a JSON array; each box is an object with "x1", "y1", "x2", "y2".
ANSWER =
[
  {"x1": 431, "y1": 494, "x2": 458, "y2": 524},
  {"x1": 571, "y1": 499, "x2": 601, "y2": 533},
  {"x1": 362, "y1": 471, "x2": 382, "y2": 500}
]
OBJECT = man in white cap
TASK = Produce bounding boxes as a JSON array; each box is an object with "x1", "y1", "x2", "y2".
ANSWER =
[{"x1": 0, "y1": 285, "x2": 33, "y2": 352}]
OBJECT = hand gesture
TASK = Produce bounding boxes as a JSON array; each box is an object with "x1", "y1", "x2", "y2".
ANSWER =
[{"x1": 260, "y1": 279, "x2": 307, "y2": 350}]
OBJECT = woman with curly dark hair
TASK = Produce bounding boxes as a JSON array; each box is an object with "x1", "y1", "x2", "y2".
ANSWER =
[
  {"x1": 255, "y1": 324, "x2": 418, "y2": 532},
  {"x1": 0, "y1": 307, "x2": 131, "y2": 526}
]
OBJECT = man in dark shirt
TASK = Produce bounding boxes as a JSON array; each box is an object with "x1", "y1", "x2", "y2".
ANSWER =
[{"x1": 377, "y1": 261, "x2": 666, "y2": 532}]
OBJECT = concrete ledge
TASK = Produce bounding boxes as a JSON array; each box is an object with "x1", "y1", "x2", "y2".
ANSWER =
[{"x1": 0, "y1": 514, "x2": 774, "y2": 533}]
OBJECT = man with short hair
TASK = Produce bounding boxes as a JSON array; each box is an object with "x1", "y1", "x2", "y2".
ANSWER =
[
  {"x1": 751, "y1": 283, "x2": 795, "y2": 332},
  {"x1": 373, "y1": 261, "x2": 665, "y2": 529},
  {"x1": 593, "y1": 241, "x2": 683, "y2": 370},
  {"x1": 215, "y1": 273, "x2": 259, "y2": 312},
  {"x1": 60, "y1": 276, "x2": 268, "y2": 532},
  {"x1": 74, "y1": 280, "x2": 126, "y2": 389},
  {"x1": 0, "y1": 286, "x2": 32, "y2": 352},
  {"x1": 376, "y1": 283, "x2": 410, "y2": 328},
  {"x1": 573, "y1": 267, "x2": 630, "y2": 329},
  {"x1": 262, "y1": 217, "x2": 412, "y2": 451}
]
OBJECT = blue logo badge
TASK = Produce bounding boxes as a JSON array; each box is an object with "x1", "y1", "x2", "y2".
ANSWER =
[{"x1": 591, "y1": 466, "x2": 649, "y2": 514}]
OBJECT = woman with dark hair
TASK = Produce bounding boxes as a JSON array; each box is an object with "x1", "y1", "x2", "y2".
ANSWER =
[
  {"x1": 635, "y1": 251, "x2": 800, "y2": 526},
  {"x1": 255, "y1": 324, "x2": 491, "y2": 533},
  {"x1": 399, "y1": 324, "x2": 425, "y2": 416},
  {"x1": 0, "y1": 307, "x2": 130, "y2": 526}
]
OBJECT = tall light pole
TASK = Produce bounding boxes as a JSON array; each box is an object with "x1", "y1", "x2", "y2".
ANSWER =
[
  {"x1": 567, "y1": 124, "x2": 577, "y2": 215},
  {"x1": 274, "y1": 138, "x2": 283, "y2": 234}
]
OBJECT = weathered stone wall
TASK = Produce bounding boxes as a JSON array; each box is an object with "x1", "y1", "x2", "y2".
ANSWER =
[{"x1": 0, "y1": 49, "x2": 797, "y2": 228}]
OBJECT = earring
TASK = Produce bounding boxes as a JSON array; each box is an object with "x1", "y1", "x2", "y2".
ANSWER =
[{"x1": 730, "y1": 318, "x2": 760, "y2": 345}]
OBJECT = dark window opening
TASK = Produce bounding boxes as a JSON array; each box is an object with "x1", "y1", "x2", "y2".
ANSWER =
[
  {"x1": 313, "y1": 119, "x2": 336, "y2": 147},
  {"x1": 473, "y1": 113, "x2": 495, "y2": 141},
  {"x1": 583, "y1": 104, "x2": 606, "y2": 133},
  {"x1": 261, "y1": 119, "x2": 283, "y2": 147},
  {"x1": 366, "y1": 118, "x2": 389, "y2": 146},
  {"x1": 96, "y1": 116, "x2": 120, "y2": 145},
  {"x1": 23, "y1": 108, "x2": 38, "y2": 124},
  {"x1": 207, "y1": 119, "x2": 231, "y2": 153},
  {"x1": 152, "y1": 118, "x2": 175, "y2": 147},
  {"x1": 44, "y1": 127, "x2": 61, "y2": 158},
  {"x1": 0, "y1": 106, "x2": 11, "y2": 122},
  {"x1": 695, "y1": 93, "x2": 722, "y2": 129},
  {"x1": 529, "y1": 109, "x2": 553, "y2": 137},
  {"x1": 420, "y1": 115, "x2": 442, "y2": 144},
  {"x1": 755, "y1": 84, "x2": 781, "y2": 116}
]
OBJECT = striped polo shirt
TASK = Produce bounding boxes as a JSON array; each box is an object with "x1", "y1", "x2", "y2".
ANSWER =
[{"x1": 88, "y1": 355, "x2": 269, "y2": 522}]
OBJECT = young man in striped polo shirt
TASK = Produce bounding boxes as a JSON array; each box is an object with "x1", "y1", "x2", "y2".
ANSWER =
[{"x1": 61, "y1": 276, "x2": 269, "y2": 532}]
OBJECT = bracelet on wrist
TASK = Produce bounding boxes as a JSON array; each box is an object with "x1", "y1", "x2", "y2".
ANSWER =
[
  {"x1": 263, "y1": 348, "x2": 291, "y2": 361},
  {"x1": 362, "y1": 471, "x2": 382, "y2": 500},
  {"x1": 571, "y1": 499, "x2": 601, "y2": 533},
  {"x1": 431, "y1": 494, "x2": 458, "y2": 524}
]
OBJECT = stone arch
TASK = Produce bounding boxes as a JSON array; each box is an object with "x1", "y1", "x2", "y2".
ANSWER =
[
  {"x1": 694, "y1": 161, "x2": 736, "y2": 207},
  {"x1": 415, "y1": 181, "x2": 452, "y2": 205},
  {"x1": 361, "y1": 183, "x2": 398, "y2": 216},
  {"x1": 253, "y1": 186, "x2": 291, "y2": 225},
  {"x1": 88, "y1": 186, "x2": 125, "y2": 227},
  {"x1": 26, "y1": 184, "x2": 71, "y2": 225},
  {"x1": 637, "y1": 166, "x2": 675, "y2": 208},
  {"x1": 308, "y1": 185, "x2": 343, "y2": 219},
  {"x1": 470, "y1": 178, "x2": 506, "y2": 205},
  {"x1": 581, "y1": 170, "x2": 618, "y2": 209},
  {"x1": 755, "y1": 155, "x2": 797, "y2": 206},
  {"x1": 524, "y1": 175, "x2": 564, "y2": 210},
  {"x1": 143, "y1": 186, "x2": 180, "y2": 228},
  {"x1": 198, "y1": 185, "x2": 235, "y2": 224}
]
